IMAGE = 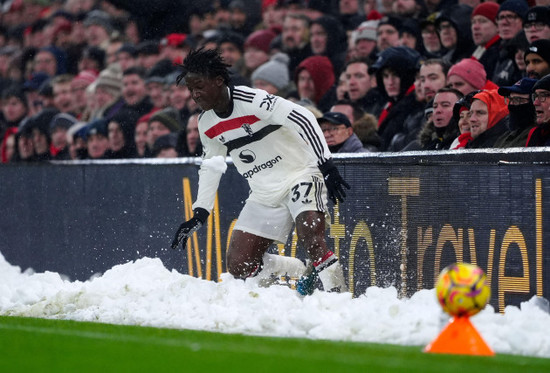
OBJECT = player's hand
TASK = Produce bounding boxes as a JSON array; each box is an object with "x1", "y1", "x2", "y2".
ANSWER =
[
  {"x1": 171, "y1": 208, "x2": 209, "y2": 250},
  {"x1": 319, "y1": 160, "x2": 350, "y2": 204}
]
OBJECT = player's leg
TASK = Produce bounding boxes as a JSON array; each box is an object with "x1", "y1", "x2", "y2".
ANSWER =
[
  {"x1": 227, "y1": 199, "x2": 305, "y2": 280},
  {"x1": 288, "y1": 175, "x2": 347, "y2": 293},
  {"x1": 226, "y1": 230, "x2": 273, "y2": 278},
  {"x1": 295, "y1": 210, "x2": 347, "y2": 292}
]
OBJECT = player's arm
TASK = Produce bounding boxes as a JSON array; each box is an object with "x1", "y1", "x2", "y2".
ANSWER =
[
  {"x1": 172, "y1": 131, "x2": 227, "y2": 250},
  {"x1": 268, "y1": 97, "x2": 350, "y2": 204}
]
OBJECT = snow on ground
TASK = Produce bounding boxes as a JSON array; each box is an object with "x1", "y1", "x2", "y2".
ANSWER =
[{"x1": 0, "y1": 253, "x2": 549, "y2": 358}]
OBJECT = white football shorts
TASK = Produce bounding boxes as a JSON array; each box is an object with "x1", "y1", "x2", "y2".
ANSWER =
[{"x1": 233, "y1": 174, "x2": 327, "y2": 243}]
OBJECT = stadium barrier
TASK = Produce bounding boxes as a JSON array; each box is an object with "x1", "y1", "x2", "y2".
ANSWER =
[{"x1": 1, "y1": 149, "x2": 549, "y2": 312}]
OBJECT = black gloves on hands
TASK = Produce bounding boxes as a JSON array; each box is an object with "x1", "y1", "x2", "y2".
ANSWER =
[
  {"x1": 319, "y1": 159, "x2": 350, "y2": 204},
  {"x1": 171, "y1": 208, "x2": 209, "y2": 250}
]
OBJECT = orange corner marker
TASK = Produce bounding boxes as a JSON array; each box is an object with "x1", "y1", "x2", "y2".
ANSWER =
[{"x1": 424, "y1": 316, "x2": 495, "y2": 356}]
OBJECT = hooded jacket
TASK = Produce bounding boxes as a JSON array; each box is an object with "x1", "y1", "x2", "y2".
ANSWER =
[
  {"x1": 435, "y1": 4, "x2": 475, "y2": 64},
  {"x1": 369, "y1": 46, "x2": 424, "y2": 151},
  {"x1": 294, "y1": 56, "x2": 335, "y2": 107},
  {"x1": 310, "y1": 15, "x2": 348, "y2": 76},
  {"x1": 466, "y1": 90, "x2": 510, "y2": 148}
]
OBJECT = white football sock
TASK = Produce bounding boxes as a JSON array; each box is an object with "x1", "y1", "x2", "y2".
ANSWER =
[{"x1": 317, "y1": 260, "x2": 348, "y2": 292}]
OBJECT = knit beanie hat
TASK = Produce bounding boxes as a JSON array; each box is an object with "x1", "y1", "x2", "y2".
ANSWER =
[
  {"x1": 245, "y1": 29, "x2": 277, "y2": 54},
  {"x1": 148, "y1": 107, "x2": 181, "y2": 132},
  {"x1": 498, "y1": 0, "x2": 529, "y2": 19},
  {"x1": 50, "y1": 113, "x2": 77, "y2": 132},
  {"x1": 73, "y1": 70, "x2": 98, "y2": 85},
  {"x1": 524, "y1": 39, "x2": 550, "y2": 64},
  {"x1": 295, "y1": 55, "x2": 335, "y2": 104},
  {"x1": 353, "y1": 20, "x2": 379, "y2": 43},
  {"x1": 472, "y1": 89, "x2": 509, "y2": 129},
  {"x1": 83, "y1": 10, "x2": 113, "y2": 33},
  {"x1": 524, "y1": 6, "x2": 550, "y2": 26},
  {"x1": 94, "y1": 65, "x2": 123, "y2": 96},
  {"x1": 533, "y1": 74, "x2": 550, "y2": 92},
  {"x1": 472, "y1": 2, "x2": 500, "y2": 24},
  {"x1": 251, "y1": 53, "x2": 290, "y2": 90},
  {"x1": 447, "y1": 59, "x2": 487, "y2": 90}
]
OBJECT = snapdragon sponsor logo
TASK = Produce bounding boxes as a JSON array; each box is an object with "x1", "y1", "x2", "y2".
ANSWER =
[{"x1": 243, "y1": 155, "x2": 282, "y2": 179}]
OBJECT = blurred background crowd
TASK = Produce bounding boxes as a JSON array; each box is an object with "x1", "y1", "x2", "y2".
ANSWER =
[{"x1": 1, "y1": 0, "x2": 550, "y2": 163}]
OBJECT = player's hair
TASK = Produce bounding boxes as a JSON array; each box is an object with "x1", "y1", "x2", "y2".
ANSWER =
[{"x1": 176, "y1": 47, "x2": 231, "y2": 86}]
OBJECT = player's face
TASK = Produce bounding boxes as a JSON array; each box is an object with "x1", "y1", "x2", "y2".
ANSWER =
[{"x1": 185, "y1": 73, "x2": 224, "y2": 111}]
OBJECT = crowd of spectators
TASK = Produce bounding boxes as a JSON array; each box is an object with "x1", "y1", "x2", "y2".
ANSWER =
[{"x1": 1, "y1": 0, "x2": 550, "y2": 163}]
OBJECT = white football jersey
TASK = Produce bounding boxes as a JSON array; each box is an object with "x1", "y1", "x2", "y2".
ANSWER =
[{"x1": 193, "y1": 85, "x2": 332, "y2": 210}]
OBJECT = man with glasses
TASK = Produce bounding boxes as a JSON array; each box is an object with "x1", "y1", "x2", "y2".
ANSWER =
[
  {"x1": 527, "y1": 74, "x2": 550, "y2": 147},
  {"x1": 318, "y1": 111, "x2": 369, "y2": 153},
  {"x1": 496, "y1": 0, "x2": 528, "y2": 41},
  {"x1": 523, "y1": 6, "x2": 550, "y2": 44},
  {"x1": 524, "y1": 39, "x2": 550, "y2": 80},
  {"x1": 492, "y1": 0, "x2": 529, "y2": 86},
  {"x1": 494, "y1": 78, "x2": 538, "y2": 148}
]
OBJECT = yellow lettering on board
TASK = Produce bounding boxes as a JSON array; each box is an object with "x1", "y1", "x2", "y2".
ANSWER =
[
  {"x1": 417, "y1": 226, "x2": 433, "y2": 290},
  {"x1": 182, "y1": 177, "x2": 201, "y2": 278},
  {"x1": 434, "y1": 225, "x2": 463, "y2": 283},
  {"x1": 328, "y1": 203, "x2": 346, "y2": 258},
  {"x1": 499, "y1": 226, "x2": 530, "y2": 312},
  {"x1": 388, "y1": 177, "x2": 420, "y2": 297},
  {"x1": 348, "y1": 220, "x2": 377, "y2": 294},
  {"x1": 536, "y1": 179, "x2": 543, "y2": 297}
]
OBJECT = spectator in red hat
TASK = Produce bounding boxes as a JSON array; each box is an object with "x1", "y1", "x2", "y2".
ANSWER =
[
  {"x1": 470, "y1": 2, "x2": 501, "y2": 79},
  {"x1": 160, "y1": 33, "x2": 193, "y2": 65},
  {"x1": 260, "y1": 0, "x2": 286, "y2": 30},
  {"x1": 447, "y1": 58, "x2": 498, "y2": 96},
  {"x1": 243, "y1": 29, "x2": 277, "y2": 79},
  {"x1": 295, "y1": 55, "x2": 335, "y2": 112}
]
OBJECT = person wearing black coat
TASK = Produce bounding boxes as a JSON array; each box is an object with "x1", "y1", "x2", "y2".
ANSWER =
[{"x1": 368, "y1": 46, "x2": 425, "y2": 151}]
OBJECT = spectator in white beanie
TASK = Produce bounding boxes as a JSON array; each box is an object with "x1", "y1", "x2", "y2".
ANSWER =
[{"x1": 251, "y1": 53, "x2": 291, "y2": 96}]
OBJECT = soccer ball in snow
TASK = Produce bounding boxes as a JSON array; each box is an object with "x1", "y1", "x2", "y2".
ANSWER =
[{"x1": 435, "y1": 263, "x2": 490, "y2": 317}]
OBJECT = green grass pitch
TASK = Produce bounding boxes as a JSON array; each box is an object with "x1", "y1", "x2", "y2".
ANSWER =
[{"x1": 0, "y1": 316, "x2": 549, "y2": 372}]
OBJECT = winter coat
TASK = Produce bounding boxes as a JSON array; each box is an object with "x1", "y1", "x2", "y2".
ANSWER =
[
  {"x1": 466, "y1": 116, "x2": 509, "y2": 148},
  {"x1": 378, "y1": 89, "x2": 425, "y2": 151},
  {"x1": 330, "y1": 133, "x2": 371, "y2": 153},
  {"x1": 526, "y1": 123, "x2": 550, "y2": 147}
]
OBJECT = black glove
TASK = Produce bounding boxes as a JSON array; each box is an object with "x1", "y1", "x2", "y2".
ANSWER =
[
  {"x1": 319, "y1": 159, "x2": 350, "y2": 204},
  {"x1": 171, "y1": 208, "x2": 209, "y2": 250}
]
